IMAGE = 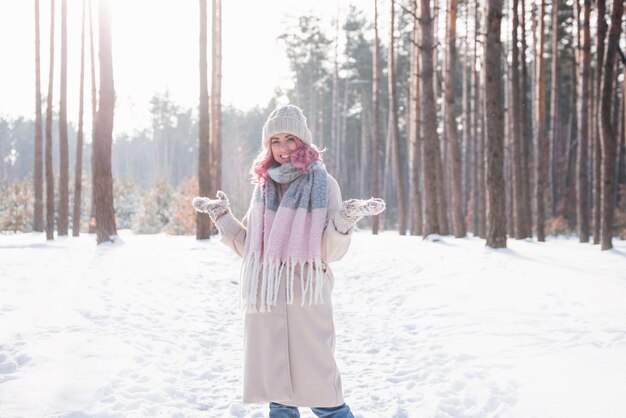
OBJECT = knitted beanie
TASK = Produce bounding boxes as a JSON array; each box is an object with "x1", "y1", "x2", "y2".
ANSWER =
[{"x1": 262, "y1": 104, "x2": 313, "y2": 148}]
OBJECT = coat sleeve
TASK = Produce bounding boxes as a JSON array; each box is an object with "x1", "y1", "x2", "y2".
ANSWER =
[
  {"x1": 217, "y1": 211, "x2": 248, "y2": 258},
  {"x1": 322, "y1": 174, "x2": 353, "y2": 263}
]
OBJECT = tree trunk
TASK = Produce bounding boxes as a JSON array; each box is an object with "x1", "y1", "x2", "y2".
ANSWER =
[
  {"x1": 409, "y1": 0, "x2": 422, "y2": 236},
  {"x1": 420, "y1": 0, "x2": 441, "y2": 237},
  {"x1": 331, "y1": 16, "x2": 339, "y2": 177},
  {"x1": 210, "y1": 0, "x2": 222, "y2": 194},
  {"x1": 45, "y1": 0, "x2": 55, "y2": 241},
  {"x1": 433, "y1": 1, "x2": 449, "y2": 237},
  {"x1": 34, "y1": 0, "x2": 44, "y2": 232},
  {"x1": 57, "y1": 0, "x2": 69, "y2": 235},
  {"x1": 209, "y1": 0, "x2": 222, "y2": 235},
  {"x1": 73, "y1": 0, "x2": 86, "y2": 237},
  {"x1": 388, "y1": 0, "x2": 407, "y2": 235},
  {"x1": 518, "y1": 0, "x2": 532, "y2": 238},
  {"x1": 549, "y1": 0, "x2": 561, "y2": 218},
  {"x1": 471, "y1": 0, "x2": 480, "y2": 235},
  {"x1": 510, "y1": 0, "x2": 525, "y2": 238},
  {"x1": 462, "y1": 0, "x2": 471, "y2": 229},
  {"x1": 576, "y1": 0, "x2": 591, "y2": 243},
  {"x1": 197, "y1": 0, "x2": 211, "y2": 239},
  {"x1": 599, "y1": 0, "x2": 624, "y2": 250},
  {"x1": 444, "y1": 0, "x2": 465, "y2": 238},
  {"x1": 93, "y1": 0, "x2": 117, "y2": 244},
  {"x1": 534, "y1": 0, "x2": 548, "y2": 241},
  {"x1": 617, "y1": 66, "x2": 626, "y2": 199},
  {"x1": 593, "y1": 0, "x2": 607, "y2": 243},
  {"x1": 484, "y1": 0, "x2": 507, "y2": 248},
  {"x1": 88, "y1": 0, "x2": 96, "y2": 234},
  {"x1": 371, "y1": 0, "x2": 381, "y2": 234}
]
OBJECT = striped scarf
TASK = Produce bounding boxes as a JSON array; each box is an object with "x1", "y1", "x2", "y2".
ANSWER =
[{"x1": 241, "y1": 161, "x2": 328, "y2": 312}]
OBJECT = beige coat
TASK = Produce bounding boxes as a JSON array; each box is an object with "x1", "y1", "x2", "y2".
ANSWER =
[{"x1": 216, "y1": 174, "x2": 353, "y2": 407}]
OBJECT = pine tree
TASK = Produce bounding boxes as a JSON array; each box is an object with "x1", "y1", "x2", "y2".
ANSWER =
[{"x1": 484, "y1": 0, "x2": 507, "y2": 248}]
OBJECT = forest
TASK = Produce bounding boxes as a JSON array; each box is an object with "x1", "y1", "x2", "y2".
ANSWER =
[{"x1": 0, "y1": 0, "x2": 625, "y2": 250}]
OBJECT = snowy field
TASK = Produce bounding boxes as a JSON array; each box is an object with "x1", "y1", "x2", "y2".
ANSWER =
[{"x1": 1, "y1": 230, "x2": 625, "y2": 418}]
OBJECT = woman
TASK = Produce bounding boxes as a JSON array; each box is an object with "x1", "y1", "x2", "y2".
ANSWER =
[{"x1": 193, "y1": 104, "x2": 385, "y2": 417}]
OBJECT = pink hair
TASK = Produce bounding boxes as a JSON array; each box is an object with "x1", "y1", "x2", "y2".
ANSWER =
[{"x1": 250, "y1": 137, "x2": 322, "y2": 184}]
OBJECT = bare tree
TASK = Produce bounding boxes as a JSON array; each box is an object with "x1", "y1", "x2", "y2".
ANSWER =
[
  {"x1": 388, "y1": 0, "x2": 407, "y2": 235},
  {"x1": 45, "y1": 0, "x2": 55, "y2": 241},
  {"x1": 593, "y1": 0, "x2": 607, "y2": 243},
  {"x1": 73, "y1": 0, "x2": 86, "y2": 236},
  {"x1": 210, "y1": 0, "x2": 222, "y2": 203},
  {"x1": 534, "y1": 0, "x2": 548, "y2": 241},
  {"x1": 549, "y1": 0, "x2": 561, "y2": 218},
  {"x1": 34, "y1": 0, "x2": 44, "y2": 232},
  {"x1": 372, "y1": 0, "x2": 381, "y2": 234},
  {"x1": 58, "y1": 0, "x2": 69, "y2": 236},
  {"x1": 419, "y1": 0, "x2": 441, "y2": 237},
  {"x1": 484, "y1": 0, "x2": 507, "y2": 248},
  {"x1": 599, "y1": 0, "x2": 624, "y2": 250},
  {"x1": 93, "y1": 0, "x2": 117, "y2": 244},
  {"x1": 444, "y1": 0, "x2": 465, "y2": 238},
  {"x1": 197, "y1": 0, "x2": 211, "y2": 239},
  {"x1": 576, "y1": 0, "x2": 591, "y2": 242},
  {"x1": 510, "y1": 0, "x2": 525, "y2": 238},
  {"x1": 409, "y1": 0, "x2": 422, "y2": 236},
  {"x1": 88, "y1": 0, "x2": 97, "y2": 234},
  {"x1": 518, "y1": 0, "x2": 532, "y2": 237}
]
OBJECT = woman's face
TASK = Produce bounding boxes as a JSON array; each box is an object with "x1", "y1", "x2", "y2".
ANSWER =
[{"x1": 270, "y1": 132, "x2": 300, "y2": 165}]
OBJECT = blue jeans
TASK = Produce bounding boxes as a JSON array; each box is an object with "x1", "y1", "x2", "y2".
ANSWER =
[{"x1": 269, "y1": 402, "x2": 354, "y2": 418}]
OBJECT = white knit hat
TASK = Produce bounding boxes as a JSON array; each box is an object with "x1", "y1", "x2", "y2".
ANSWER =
[{"x1": 262, "y1": 104, "x2": 313, "y2": 147}]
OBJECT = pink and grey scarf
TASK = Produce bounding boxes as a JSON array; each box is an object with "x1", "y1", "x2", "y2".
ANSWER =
[{"x1": 241, "y1": 161, "x2": 329, "y2": 312}]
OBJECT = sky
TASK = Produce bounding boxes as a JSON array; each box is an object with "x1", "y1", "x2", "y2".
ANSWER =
[{"x1": 0, "y1": 0, "x2": 373, "y2": 135}]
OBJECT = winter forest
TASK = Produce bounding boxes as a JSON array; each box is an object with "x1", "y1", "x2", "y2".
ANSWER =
[
  {"x1": 0, "y1": 0, "x2": 625, "y2": 248},
  {"x1": 1, "y1": 0, "x2": 626, "y2": 417}
]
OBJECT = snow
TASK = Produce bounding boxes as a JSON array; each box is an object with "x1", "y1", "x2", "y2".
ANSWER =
[{"x1": 1, "y1": 230, "x2": 625, "y2": 417}]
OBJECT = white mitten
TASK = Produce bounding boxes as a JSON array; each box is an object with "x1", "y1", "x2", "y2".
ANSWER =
[
  {"x1": 332, "y1": 197, "x2": 386, "y2": 234},
  {"x1": 192, "y1": 190, "x2": 231, "y2": 223}
]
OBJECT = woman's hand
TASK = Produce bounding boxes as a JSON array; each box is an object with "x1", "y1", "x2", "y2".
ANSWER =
[
  {"x1": 332, "y1": 197, "x2": 386, "y2": 234},
  {"x1": 192, "y1": 191, "x2": 231, "y2": 223}
]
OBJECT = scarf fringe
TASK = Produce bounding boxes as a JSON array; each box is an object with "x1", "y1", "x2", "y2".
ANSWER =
[{"x1": 240, "y1": 253, "x2": 325, "y2": 312}]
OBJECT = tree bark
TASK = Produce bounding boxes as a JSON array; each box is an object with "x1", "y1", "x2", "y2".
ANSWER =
[
  {"x1": 45, "y1": 0, "x2": 55, "y2": 241},
  {"x1": 388, "y1": 0, "x2": 407, "y2": 235},
  {"x1": 484, "y1": 0, "x2": 507, "y2": 248},
  {"x1": 593, "y1": 0, "x2": 607, "y2": 243},
  {"x1": 534, "y1": 0, "x2": 548, "y2": 241},
  {"x1": 93, "y1": 0, "x2": 117, "y2": 244},
  {"x1": 409, "y1": 0, "x2": 422, "y2": 236},
  {"x1": 461, "y1": 0, "x2": 471, "y2": 229},
  {"x1": 371, "y1": 0, "x2": 381, "y2": 234},
  {"x1": 73, "y1": 0, "x2": 86, "y2": 236},
  {"x1": 576, "y1": 0, "x2": 591, "y2": 242},
  {"x1": 510, "y1": 0, "x2": 525, "y2": 238},
  {"x1": 57, "y1": 0, "x2": 69, "y2": 235},
  {"x1": 599, "y1": 0, "x2": 624, "y2": 250},
  {"x1": 210, "y1": 0, "x2": 222, "y2": 197},
  {"x1": 88, "y1": 0, "x2": 97, "y2": 233},
  {"x1": 549, "y1": 0, "x2": 561, "y2": 218},
  {"x1": 518, "y1": 0, "x2": 532, "y2": 238},
  {"x1": 34, "y1": 0, "x2": 44, "y2": 232},
  {"x1": 209, "y1": 0, "x2": 222, "y2": 236},
  {"x1": 197, "y1": 0, "x2": 211, "y2": 239},
  {"x1": 420, "y1": 0, "x2": 441, "y2": 237},
  {"x1": 444, "y1": 0, "x2": 465, "y2": 238},
  {"x1": 470, "y1": 0, "x2": 480, "y2": 235}
]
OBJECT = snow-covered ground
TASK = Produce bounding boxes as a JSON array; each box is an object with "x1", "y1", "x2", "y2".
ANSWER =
[{"x1": 1, "y1": 230, "x2": 625, "y2": 418}]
